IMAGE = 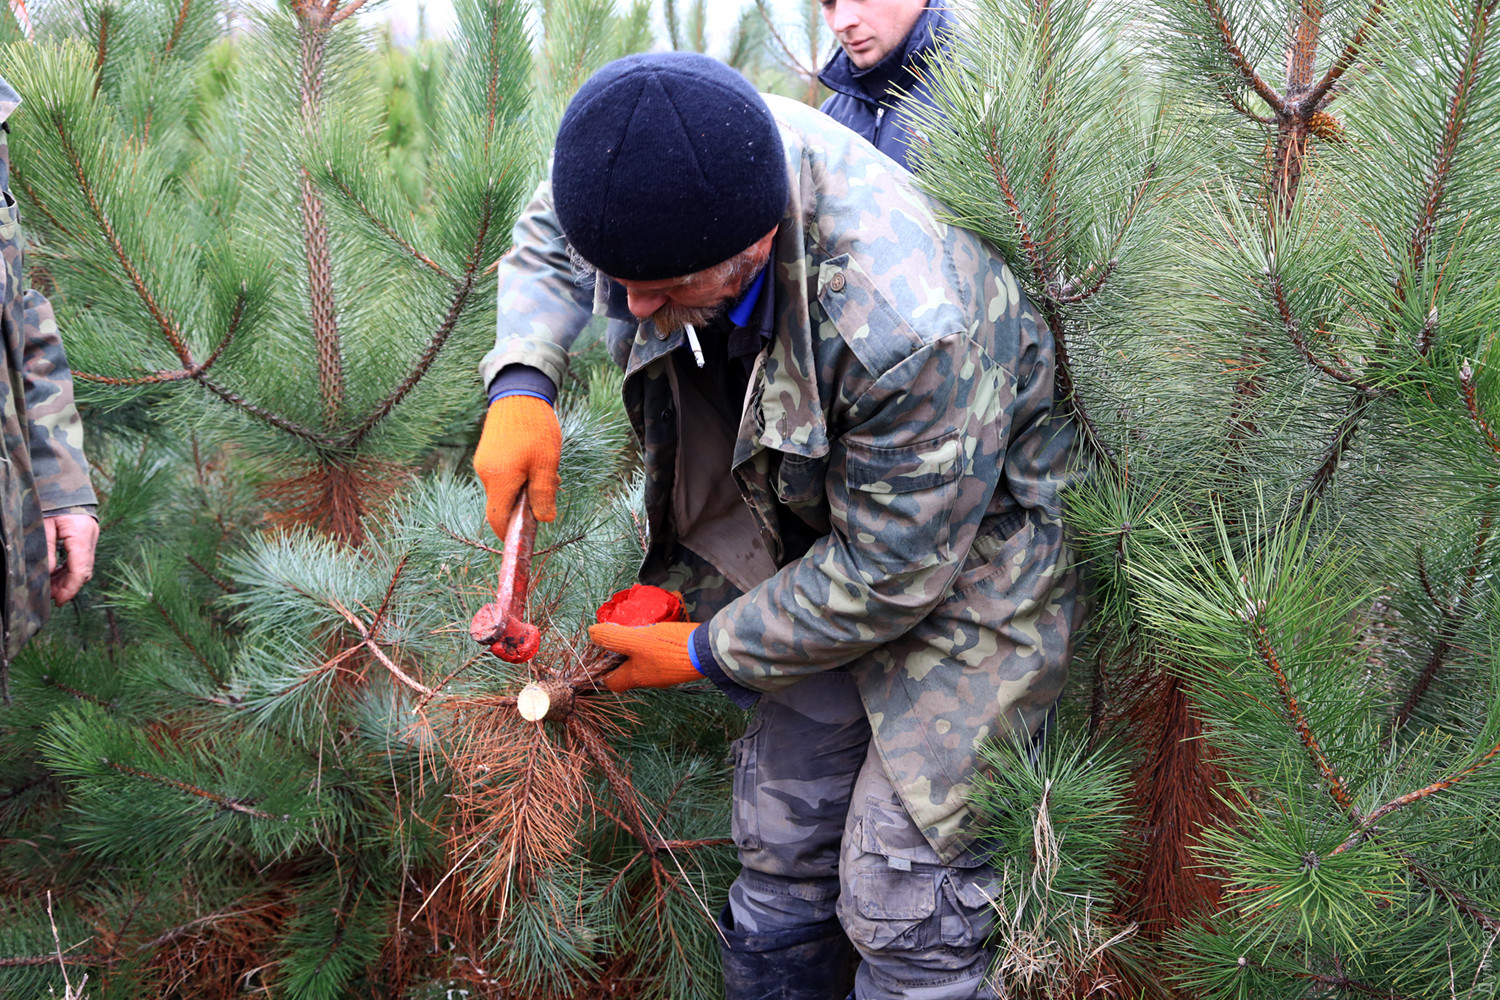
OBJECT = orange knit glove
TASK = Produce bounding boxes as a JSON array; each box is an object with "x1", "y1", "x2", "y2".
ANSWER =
[
  {"x1": 588, "y1": 621, "x2": 703, "y2": 693},
  {"x1": 474, "y1": 396, "x2": 561, "y2": 534}
]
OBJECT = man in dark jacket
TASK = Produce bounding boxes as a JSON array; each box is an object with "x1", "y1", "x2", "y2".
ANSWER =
[{"x1": 818, "y1": 0, "x2": 953, "y2": 170}]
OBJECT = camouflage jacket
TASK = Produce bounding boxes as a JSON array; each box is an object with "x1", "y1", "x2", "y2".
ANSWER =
[
  {"x1": 482, "y1": 96, "x2": 1078, "y2": 862},
  {"x1": 0, "y1": 78, "x2": 98, "y2": 673}
]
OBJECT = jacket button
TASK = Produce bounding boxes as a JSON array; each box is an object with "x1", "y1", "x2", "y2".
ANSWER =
[{"x1": 829, "y1": 271, "x2": 846, "y2": 292}]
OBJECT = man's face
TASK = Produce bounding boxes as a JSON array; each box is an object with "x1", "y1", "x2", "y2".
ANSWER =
[
  {"x1": 615, "y1": 229, "x2": 778, "y2": 334},
  {"x1": 619, "y1": 269, "x2": 740, "y2": 334},
  {"x1": 821, "y1": 0, "x2": 928, "y2": 70}
]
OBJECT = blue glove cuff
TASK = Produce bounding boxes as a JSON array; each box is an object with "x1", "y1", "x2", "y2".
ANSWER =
[
  {"x1": 489, "y1": 388, "x2": 555, "y2": 405},
  {"x1": 686, "y1": 628, "x2": 705, "y2": 675}
]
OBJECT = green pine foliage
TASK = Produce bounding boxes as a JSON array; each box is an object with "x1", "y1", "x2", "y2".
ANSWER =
[
  {"x1": 0, "y1": 1, "x2": 748, "y2": 997},
  {"x1": 5, "y1": 0, "x2": 533, "y2": 543},
  {"x1": 915, "y1": 0, "x2": 1500, "y2": 995}
]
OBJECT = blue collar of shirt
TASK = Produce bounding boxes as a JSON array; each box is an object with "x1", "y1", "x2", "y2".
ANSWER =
[{"x1": 727, "y1": 263, "x2": 769, "y2": 328}]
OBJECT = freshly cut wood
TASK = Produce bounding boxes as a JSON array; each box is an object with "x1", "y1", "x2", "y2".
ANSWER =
[{"x1": 516, "y1": 678, "x2": 576, "y2": 722}]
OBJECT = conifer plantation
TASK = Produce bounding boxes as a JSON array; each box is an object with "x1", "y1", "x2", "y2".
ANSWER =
[
  {"x1": 0, "y1": 0, "x2": 739, "y2": 996},
  {"x1": 3, "y1": 0, "x2": 1500, "y2": 997}
]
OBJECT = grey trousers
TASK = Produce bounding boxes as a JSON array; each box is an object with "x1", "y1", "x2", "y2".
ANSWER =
[{"x1": 727, "y1": 671, "x2": 998, "y2": 1000}]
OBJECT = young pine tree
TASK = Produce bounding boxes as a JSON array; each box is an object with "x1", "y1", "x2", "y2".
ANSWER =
[
  {"x1": 916, "y1": 0, "x2": 1500, "y2": 996},
  {"x1": 0, "y1": 0, "x2": 741, "y2": 997}
]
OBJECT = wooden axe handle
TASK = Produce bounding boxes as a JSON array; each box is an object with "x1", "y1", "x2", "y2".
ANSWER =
[{"x1": 495, "y1": 495, "x2": 538, "y2": 624}]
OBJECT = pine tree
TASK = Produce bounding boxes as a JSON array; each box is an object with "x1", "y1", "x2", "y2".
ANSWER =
[
  {"x1": 0, "y1": 0, "x2": 743, "y2": 997},
  {"x1": 915, "y1": 0, "x2": 1500, "y2": 996}
]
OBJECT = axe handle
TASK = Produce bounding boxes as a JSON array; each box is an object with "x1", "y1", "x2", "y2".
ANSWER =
[{"x1": 495, "y1": 495, "x2": 538, "y2": 624}]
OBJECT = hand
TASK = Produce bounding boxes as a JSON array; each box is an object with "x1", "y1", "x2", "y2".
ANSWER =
[
  {"x1": 44, "y1": 513, "x2": 99, "y2": 606},
  {"x1": 588, "y1": 621, "x2": 703, "y2": 693},
  {"x1": 473, "y1": 396, "x2": 562, "y2": 535}
]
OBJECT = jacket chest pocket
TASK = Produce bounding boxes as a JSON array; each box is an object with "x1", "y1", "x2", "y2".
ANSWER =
[{"x1": 836, "y1": 429, "x2": 965, "y2": 565}]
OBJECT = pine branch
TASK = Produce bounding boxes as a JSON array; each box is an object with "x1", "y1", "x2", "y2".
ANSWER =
[
  {"x1": 149, "y1": 593, "x2": 223, "y2": 683},
  {"x1": 344, "y1": 178, "x2": 498, "y2": 447},
  {"x1": 326, "y1": 169, "x2": 452, "y2": 279},
  {"x1": 1057, "y1": 258, "x2": 1117, "y2": 305},
  {"x1": 1305, "y1": 0, "x2": 1387, "y2": 108},
  {"x1": 138, "y1": 901, "x2": 284, "y2": 952},
  {"x1": 369, "y1": 553, "x2": 411, "y2": 633},
  {"x1": 1250, "y1": 623, "x2": 1360, "y2": 817},
  {"x1": 1047, "y1": 308, "x2": 1122, "y2": 480},
  {"x1": 100, "y1": 759, "x2": 289, "y2": 821},
  {"x1": 76, "y1": 284, "x2": 247, "y2": 385},
  {"x1": 40, "y1": 674, "x2": 110, "y2": 706},
  {"x1": 328, "y1": 0, "x2": 370, "y2": 25},
  {"x1": 92, "y1": 8, "x2": 111, "y2": 96},
  {"x1": 1297, "y1": 392, "x2": 1372, "y2": 501},
  {"x1": 753, "y1": 0, "x2": 816, "y2": 83},
  {"x1": 73, "y1": 367, "x2": 194, "y2": 386},
  {"x1": 0, "y1": 954, "x2": 104, "y2": 968},
  {"x1": 1397, "y1": 637, "x2": 1456, "y2": 732},
  {"x1": 327, "y1": 597, "x2": 434, "y2": 697},
  {"x1": 1413, "y1": 305, "x2": 1438, "y2": 356},
  {"x1": 141, "y1": 0, "x2": 200, "y2": 142},
  {"x1": 572, "y1": 719, "x2": 653, "y2": 853},
  {"x1": 413, "y1": 651, "x2": 489, "y2": 710},
  {"x1": 439, "y1": 525, "x2": 503, "y2": 556},
  {"x1": 163, "y1": 0, "x2": 195, "y2": 56},
  {"x1": 196, "y1": 375, "x2": 336, "y2": 446},
  {"x1": 13, "y1": 167, "x2": 74, "y2": 239},
  {"x1": 1202, "y1": 0, "x2": 1285, "y2": 112},
  {"x1": 1405, "y1": 0, "x2": 1498, "y2": 285},
  {"x1": 1331, "y1": 737, "x2": 1500, "y2": 854},
  {"x1": 1459, "y1": 361, "x2": 1500, "y2": 456},
  {"x1": 184, "y1": 555, "x2": 235, "y2": 596},
  {"x1": 1270, "y1": 271, "x2": 1382, "y2": 392},
  {"x1": 56, "y1": 119, "x2": 332, "y2": 441},
  {"x1": 1395, "y1": 520, "x2": 1489, "y2": 728},
  {"x1": 194, "y1": 285, "x2": 248, "y2": 375},
  {"x1": 1217, "y1": 80, "x2": 1276, "y2": 124},
  {"x1": 1417, "y1": 549, "x2": 1440, "y2": 608},
  {"x1": 987, "y1": 135, "x2": 1050, "y2": 288},
  {"x1": 1287, "y1": 0, "x2": 1324, "y2": 96},
  {"x1": 1399, "y1": 852, "x2": 1500, "y2": 934},
  {"x1": 1296, "y1": 970, "x2": 1414, "y2": 999},
  {"x1": 53, "y1": 114, "x2": 192, "y2": 365}
]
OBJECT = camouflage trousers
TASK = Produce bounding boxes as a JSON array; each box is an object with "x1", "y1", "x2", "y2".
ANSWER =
[{"x1": 727, "y1": 670, "x2": 998, "y2": 1000}]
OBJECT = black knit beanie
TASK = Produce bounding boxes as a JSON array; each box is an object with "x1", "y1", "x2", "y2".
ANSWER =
[{"x1": 551, "y1": 52, "x2": 789, "y2": 282}]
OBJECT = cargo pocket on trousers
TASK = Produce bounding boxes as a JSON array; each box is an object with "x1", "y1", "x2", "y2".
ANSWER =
[
  {"x1": 729, "y1": 714, "x2": 765, "y2": 851},
  {"x1": 850, "y1": 867, "x2": 939, "y2": 952},
  {"x1": 937, "y1": 868, "x2": 997, "y2": 948}
]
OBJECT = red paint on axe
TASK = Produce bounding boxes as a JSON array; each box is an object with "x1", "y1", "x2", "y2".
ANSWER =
[{"x1": 469, "y1": 496, "x2": 541, "y2": 663}]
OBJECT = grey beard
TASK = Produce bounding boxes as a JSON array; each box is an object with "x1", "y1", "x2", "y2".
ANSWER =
[{"x1": 650, "y1": 299, "x2": 727, "y2": 334}]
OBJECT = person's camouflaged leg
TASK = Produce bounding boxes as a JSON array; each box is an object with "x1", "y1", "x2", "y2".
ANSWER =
[
  {"x1": 837, "y1": 741, "x2": 998, "y2": 1000},
  {"x1": 724, "y1": 671, "x2": 867, "y2": 999}
]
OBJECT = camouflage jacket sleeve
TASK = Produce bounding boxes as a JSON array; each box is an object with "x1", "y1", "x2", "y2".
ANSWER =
[
  {"x1": 706, "y1": 303, "x2": 1062, "y2": 689},
  {"x1": 21, "y1": 289, "x2": 96, "y2": 513},
  {"x1": 478, "y1": 173, "x2": 597, "y2": 393}
]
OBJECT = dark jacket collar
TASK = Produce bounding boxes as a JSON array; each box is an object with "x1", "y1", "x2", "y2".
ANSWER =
[{"x1": 817, "y1": 4, "x2": 954, "y2": 105}]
